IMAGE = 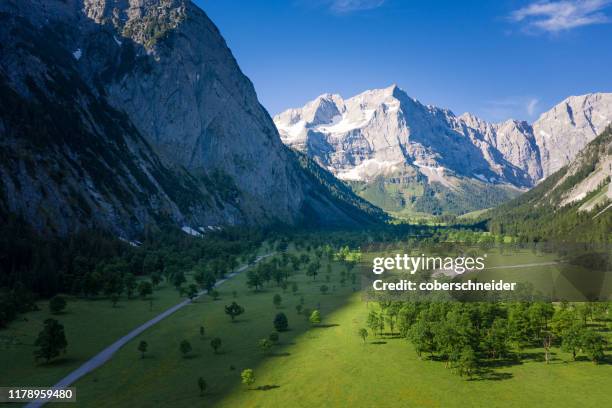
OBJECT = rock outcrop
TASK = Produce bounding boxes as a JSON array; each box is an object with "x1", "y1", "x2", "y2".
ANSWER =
[{"x1": 0, "y1": 0, "x2": 384, "y2": 236}]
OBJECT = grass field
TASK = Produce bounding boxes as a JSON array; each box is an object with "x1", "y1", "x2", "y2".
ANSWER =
[
  {"x1": 57, "y1": 251, "x2": 612, "y2": 407},
  {"x1": 2, "y1": 248, "x2": 611, "y2": 408},
  {"x1": 0, "y1": 246, "x2": 271, "y2": 389},
  {"x1": 0, "y1": 278, "x2": 184, "y2": 388}
]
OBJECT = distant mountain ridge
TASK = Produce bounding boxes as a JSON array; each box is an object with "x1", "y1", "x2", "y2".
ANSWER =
[
  {"x1": 486, "y1": 126, "x2": 611, "y2": 242},
  {"x1": 275, "y1": 86, "x2": 612, "y2": 216},
  {"x1": 0, "y1": 0, "x2": 384, "y2": 236}
]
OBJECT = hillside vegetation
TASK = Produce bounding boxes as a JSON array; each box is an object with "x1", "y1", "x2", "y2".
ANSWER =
[{"x1": 485, "y1": 127, "x2": 612, "y2": 243}]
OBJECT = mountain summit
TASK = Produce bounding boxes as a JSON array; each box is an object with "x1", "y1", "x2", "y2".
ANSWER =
[{"x1": 275, "y1": 87, "x2": 612, "y2": 216}]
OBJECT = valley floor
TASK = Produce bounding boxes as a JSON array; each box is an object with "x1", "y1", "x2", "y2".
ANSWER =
[{"x1": 2, "y1": 247, "x2": 610, "y2": 408}]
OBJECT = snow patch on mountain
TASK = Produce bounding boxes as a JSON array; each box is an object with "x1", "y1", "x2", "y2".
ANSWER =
[
  {"x1": 337, "y1": 159, "x2": 404, "y2": 181},
  {"x1": 275, "y1": 87, "x2": 612, "y2": 191}
]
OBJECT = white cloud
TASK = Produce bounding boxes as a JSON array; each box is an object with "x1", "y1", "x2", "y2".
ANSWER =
[
  {"x1": 328, "y1": 0, "x2": 386, "y2": 13},
  {"x1": 526, "y1": 98, "x2": 539, "y2": 116},
  {"x1": 510, "y1": 0, "x2": 611, "y2": 32}
]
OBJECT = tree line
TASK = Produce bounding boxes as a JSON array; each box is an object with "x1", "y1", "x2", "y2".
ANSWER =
[{"x1": 362, "y1": 301, "x2": 609, "y2": 378}]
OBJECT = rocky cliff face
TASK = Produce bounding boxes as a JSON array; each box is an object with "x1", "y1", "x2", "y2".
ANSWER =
[
  {"x1": 275, "y1": 85, "x2": 535, "y2": 186},
  {"x1": 486, "y1": 126, "x2": 611, "y2": 242},
  {"x1": 0, "y1": 0, "x2": 383, "y2": 236},
  {"x1": 533, "y1": 93, "x2": 612, "y2": 178},
  {"x1": 275, "y1": 86, "x2": 612, "y2": 215}
]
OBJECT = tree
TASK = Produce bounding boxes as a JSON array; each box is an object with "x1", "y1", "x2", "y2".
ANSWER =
[
  {"x1": 581, "y1": 329, "x2": 606, "y2": 363},
  {"x1": 274, "y1": 312, "x2": 289, "y2": 332},
  {"x1": 457, "y1": 346, "x2": 477, "y2": 378},
  {"x1": 306, "y1": 262, "x2": 320, "y2": 281},
  {"x1": 367, "y1": 311, "x2": 380, "y2": 337},
  {"x1": 309, "y1": 310, "x2": 321, "y2": 326},
  {"x1": 551, "y1": 309, "x2": 578, "y2": 338},
  {"x1": 258, "y1": 338, "x2": 273, "y2": 354},
  {"x1": 34, "y1": 319, "x2": 67, "y2": 363},
  {"x1": 292, "y1": 282, "x2": 299, "y2": 295},
  {"x1": 508, "y1": 305, "x2": 530, "y2": 358},
  {"x1": 295, "y1": 304, "x2": 303, "y2": 315},
  {"x1": 246, "y1": 270, "x2": 263, "y2": 291},
  {"x1": 483, "y1": 318, "x2": 509, "y2": 359},
  {"x1": 209, "y1": 289, "x2": 220, "y2": 300},
  {"x1": 180, "y1": 340, "x2": 192, "y2": 357},
  {"x1": 49, "y1": 296, "x2": 66, "y2": 314},
  {"x1": 269, "y1": 332, "x2": 279, "y2": 344},
  {"x1": 386, "y1": 315, "x2": 395, "y2": 336},
  {"x1": 358, "y1": 328, "x2": 368, "y2": 344},
  {"x1": 210, "y1": 337, "x2": 222, "y2": 354},
  {"x1": 561, "y1": 322, "x2": 584, "y2": 361},
  {"x1": 138, "y1": 281, "x2": 153, "y2": 299},
  {"x1": 138, "y1": 340, "x2": 148, "y2": 359},
  {"x1": 409, "y1": 319, "x2": 436, "y2": 358},
  {"x1": 241, "y1": 368, "x2": 255, "y2": 389},
  {"x1": 225, "y1": 302, "x2": 245, "y2": 322},
  {"x1": 320, "y1": 285, "x2": 329, "y2": 295},
  {"x1": 172, "y1": 271, "x2": 186, "y2": 291},
  {"x1": 187, "y1": 284, "x2": 199, "y2": 301},
  {"x1": 198, "y1": 377, "x2": 207, "y2": 396},
  {"x1": 273, "y1": 294, "x2": 282, "y2": 309},
  {"x1": 196, "y1": 270, "x2": 216, "y2": 292},
  {"x1": 124, "y1": 273, "x2": 137, "y2": 299},
  {"x1": 151, "y1": 272, "x2": 162, "y2": 288}
]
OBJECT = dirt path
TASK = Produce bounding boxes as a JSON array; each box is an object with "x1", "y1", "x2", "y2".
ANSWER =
[{"x1": 25, "y1": 253, "x2": 273, "y2": 408}]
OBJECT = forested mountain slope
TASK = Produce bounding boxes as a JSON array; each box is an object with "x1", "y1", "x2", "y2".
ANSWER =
[{"x1": 485, "y1": 126, "x2": 611, "y2": 242}]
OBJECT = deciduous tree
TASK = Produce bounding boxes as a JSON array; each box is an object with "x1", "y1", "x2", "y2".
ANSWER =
[
  {"x1": 225, "y1": 302, "x2": 245, "y2": 322},
  {"x1": 138, "y1": 340, "x2": 148, "y2": 359},
  {"x1": 34, "y1": 319, "x2": 67, "y2": 363},
  {"x1": 180, "y1": 340, "x2": 192, "y2": 357},
  {"x1": 274, "y1": 312, "x2": 289, "y2": 332},
  {"x1": 210, "y1": 337, "x2": 222, "y2": 354}
]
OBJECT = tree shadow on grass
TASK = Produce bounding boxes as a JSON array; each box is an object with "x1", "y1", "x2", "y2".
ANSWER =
[
  {"x1": 370, "y1": 341, "x2": 387, "y2": 345},
  {"x1": 574, "y1": 355, "x2": 612, "y2": 365},
  {"x1": 255, "y1": 385, "x2": 280, "y2": 391},
  {"x1": 519, "y1": 351, "x2": 547, "y2": 362},
  {"x1": 470, "y1": 369, "x2": 513, "y2": 381},
  {"x1": 313, "y1": 324, "x2": 339, "y2": 328},
  {"x1": 379, "y1": 332, "x2": 402, "y2": 338},
  {"x1": 269, "y1": 352, "x2": 291, "y2": 357},
  {"x1": 231, "y1": 319, "x2": 251, "y2": 324},
  {"x1": 38, "y1": 356, "x2": 80, "y2": 367},
  {"x1": 480, "y1": 357, "x2": 523, "y2": 369}
]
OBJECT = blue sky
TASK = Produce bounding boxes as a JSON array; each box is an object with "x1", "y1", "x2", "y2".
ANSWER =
[{"x1": 197, "y1": 0, "x2": 612, "y2": 123}]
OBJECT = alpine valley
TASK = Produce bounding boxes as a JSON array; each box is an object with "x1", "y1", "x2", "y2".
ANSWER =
[{"x1": 274, "y1": 86, "x2": 612, "y2": 217}]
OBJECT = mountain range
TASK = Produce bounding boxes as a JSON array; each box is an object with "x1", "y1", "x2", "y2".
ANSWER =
[
  {"x1": 486, "y1": 125, "x2": 611, "y2": 242},
  {"x1": 0, "y1": 0, "x2": 608, "y2": 239},
  {"x1": 274, "y1": 86, "x2": 612, "y2": 216},
  {"x1": 0, "y1": 0, "x2": 384, "y2": 237}
]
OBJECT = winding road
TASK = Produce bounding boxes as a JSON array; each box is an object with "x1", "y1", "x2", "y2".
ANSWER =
[{"x1": 25, "y1": 253, "x2": 273, "y2": 408}]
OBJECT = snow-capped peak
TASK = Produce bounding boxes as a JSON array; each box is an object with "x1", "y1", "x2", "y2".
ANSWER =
[{"x1": 275, "y1": 87, "x2": 612, "y2": 187}]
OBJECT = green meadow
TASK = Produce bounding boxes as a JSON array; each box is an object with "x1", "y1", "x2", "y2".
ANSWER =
[
  {"x1": 28, "y1": 250, "x2": 610, "y2": 407},
  {"x1": 0, "y1": 279, "x2": 185, "y2": 388}
]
